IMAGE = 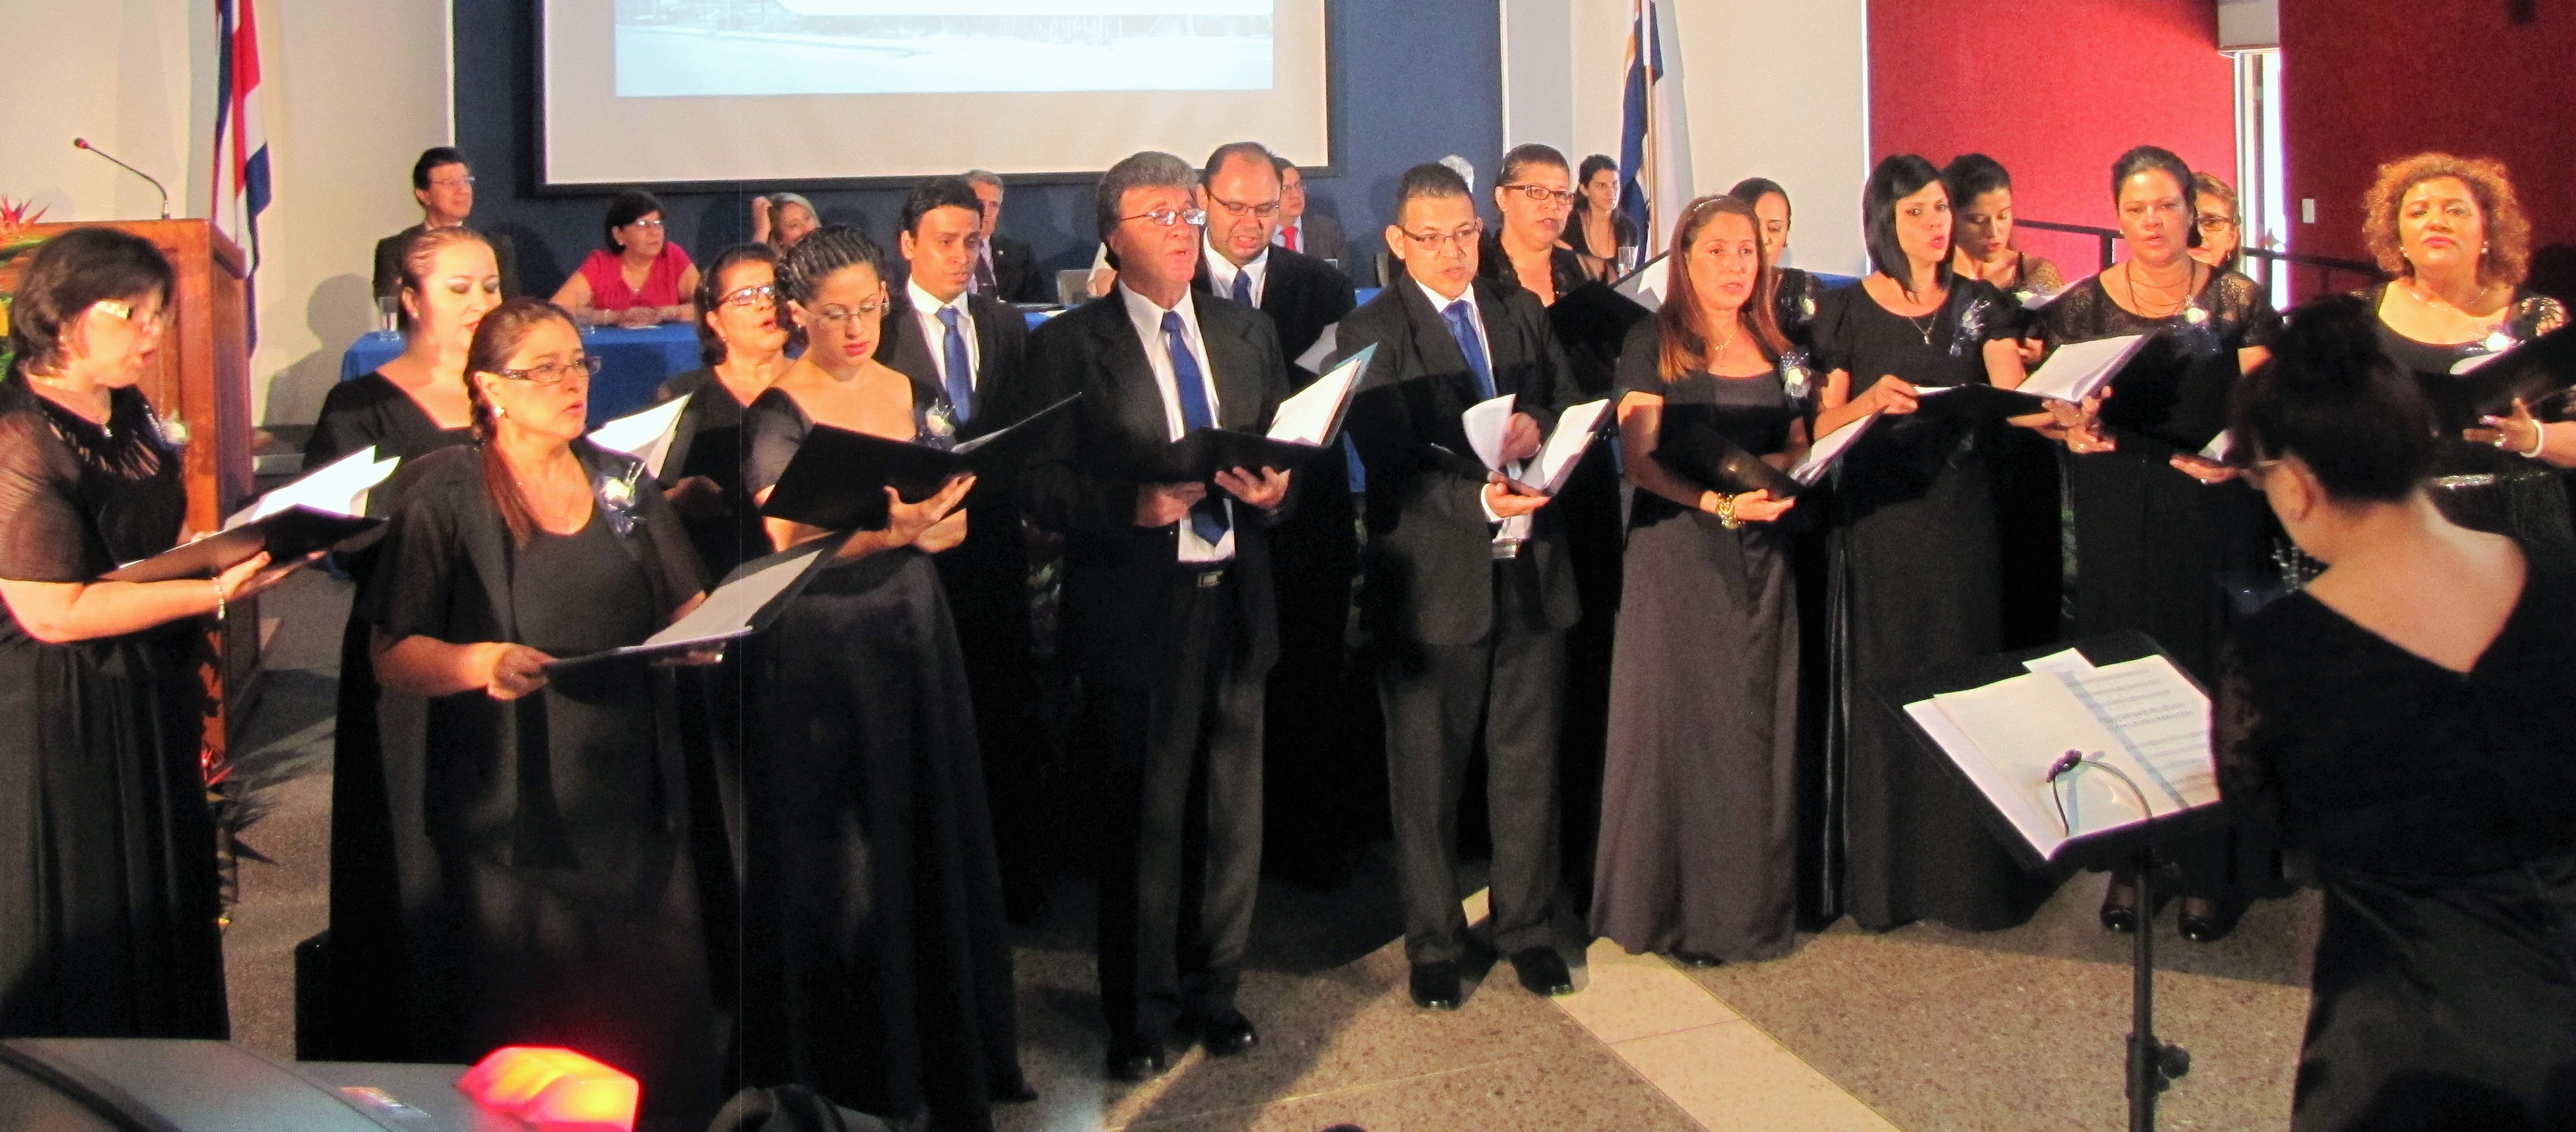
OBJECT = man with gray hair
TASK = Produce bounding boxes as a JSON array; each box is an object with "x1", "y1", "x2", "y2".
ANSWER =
[
  {"x1": 1014, "y1": 150, "x2": 1295, "y2": 1082},
  {"x1": 963, "y1": 169, "x2": 1042, "y2": 301}
]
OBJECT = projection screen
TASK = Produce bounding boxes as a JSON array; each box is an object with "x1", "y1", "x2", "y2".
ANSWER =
[{"x1": 541, "y1": 0, "x2": 1333, "y2": 187}]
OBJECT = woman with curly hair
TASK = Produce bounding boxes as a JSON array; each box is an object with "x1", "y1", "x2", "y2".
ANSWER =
[{"x1": 2356, "y1": 154, "x2": 2575, "y2": 552}]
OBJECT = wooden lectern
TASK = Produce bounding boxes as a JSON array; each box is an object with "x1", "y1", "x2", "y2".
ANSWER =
[{"x1": 0, "y1": 220, "x2": 261, "y2": 763}]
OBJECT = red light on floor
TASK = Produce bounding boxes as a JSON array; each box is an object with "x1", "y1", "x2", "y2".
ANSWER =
[{"x1": 457, "y1": 1046, "x2": 639, "y2": 1132}]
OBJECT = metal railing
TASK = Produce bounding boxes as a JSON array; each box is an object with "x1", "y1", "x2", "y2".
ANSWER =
[{"x1": 2016, "y1": 217, "x2": 2387, "y2": 297}]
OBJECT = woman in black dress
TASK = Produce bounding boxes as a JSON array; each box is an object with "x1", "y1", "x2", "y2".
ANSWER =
[
  {"x1": 312, "y1": 225, "x2": 495, "y2": 1058},
  {"x1": 1565, "y1": 154, "x2": 1640, "y2": 283},
  {"x1": 1479, "y1": 144, "x2": 1588, "y2": 307},
  {"x1": 2043, "y1": 147, "x2": 2281, "y2": 940},
  {"x1": 1729, "y1": 177, "x2": 1826, "y2": 347},
  {"x1": 1809, "y1": 155, "x2": 2052, "y2": 932},
  {"x1": 0, "y1": 228, "x2": 306, "y2": 1036},
  {"x1": 737, "y1": 227, "x2": 1025, "y2": 1131},
  {"x1": 2221, "y1": 297, "x2": 2576, "y2": 1131},
  {"x1": 2354, "y1": 153, "x2": 2573, "y2": 551},
  {"x1": 1593, "y1": 195, "x2": 1809, "y2": 964},
  {"x1": 366, "y1": 298, "x2": 724, "y2": 1129},
  {"x1": 657, "y1": 242, "x2": 792, "y2": 583}
]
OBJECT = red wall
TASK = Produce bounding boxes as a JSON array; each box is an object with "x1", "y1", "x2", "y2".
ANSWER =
[
  {"x1": 2279, "y1": 0, "x2": 2576, "y2": 298},
  {"x1": 1867, "y1": 0, "x2": 2236, "y2": 278}
]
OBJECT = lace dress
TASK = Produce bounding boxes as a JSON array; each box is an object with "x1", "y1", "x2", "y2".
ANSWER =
[{"x1": 2367, "y1": 284, "x2": 2575, "y2": 556}]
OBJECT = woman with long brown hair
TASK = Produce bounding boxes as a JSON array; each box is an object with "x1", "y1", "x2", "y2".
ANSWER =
[
  {"x1": 1591, "y1": 195, "x2": 1810, "y2": 964},
  {"x1": 364, "y1": 298, "x2": 725, "y2": 1129}
]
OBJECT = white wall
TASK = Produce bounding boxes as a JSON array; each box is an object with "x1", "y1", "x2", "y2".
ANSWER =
[
  {"x1": 0, "y1": 0, "x2": 210, "y2": 224},
  {"x1": 1503, "y1": 0, "x2": 1873, "y2": 276}
]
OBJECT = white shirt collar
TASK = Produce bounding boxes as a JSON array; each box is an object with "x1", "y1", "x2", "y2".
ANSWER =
[
  {"x1": 1119, "y1": 280, "x2": 1199, "y2": 338},
  {"x1": 1413, "y1": 277, "x2": 1476, "y2": 317},
  {"x1": 1203, "y1": 239, "x2": 1269, "y2": 298},
  {"x1": 907, "y1": 276, "x2": 971, "y2": 316}
]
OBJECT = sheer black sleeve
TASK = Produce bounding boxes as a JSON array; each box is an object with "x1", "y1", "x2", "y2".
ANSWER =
[
  {"x1": 742, "y1": 389, "x2": 810, "y2": 497},
  {"x1": 2212, "y1": 636, "x2": 2282, "y2": 856},
  {"x1": 0, "y1": 411, "x2": 90, "y2": 583},
  {"x1": 2216, "y1": 272, "x2": 2282, "y2": 350}
]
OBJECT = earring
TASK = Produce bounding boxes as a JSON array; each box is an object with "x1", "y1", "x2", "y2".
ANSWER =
[{"x1": 493, "y1": 405, "x2": 506, "y2": 419}]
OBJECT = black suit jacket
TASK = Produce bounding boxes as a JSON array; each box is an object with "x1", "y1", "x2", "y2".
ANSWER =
[
  {"x1": 877, "y1": 288, "x2": 1031, "y2": 425},
  {"x1": 1335, "y1": 278, "x2": 1582, "y2": 648},
  {"x1": 987, "y1": 234, "x2": 1045, "y2": 303},
  {"x1": 1016, "y1": 292, "x2": 1291, "y2": 687},
  {"x1": 1192, "y1": 246, "x2": 1356, "y2": 376},
  {"x1": 880, "y1": 287, "x2": 1037, "y2": 660},
  {"x1": 372, "y1": 224, "x2": 522, "y2": 301}
]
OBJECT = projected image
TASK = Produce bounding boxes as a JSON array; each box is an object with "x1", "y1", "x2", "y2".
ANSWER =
[{"x1": 616, "y1": 0, "x2": 1276, "y2": 96}]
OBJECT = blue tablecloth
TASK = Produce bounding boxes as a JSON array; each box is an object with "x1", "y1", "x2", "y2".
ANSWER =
[{"x1": 339, "y1": 323, "x2": 703, "y2": 428}]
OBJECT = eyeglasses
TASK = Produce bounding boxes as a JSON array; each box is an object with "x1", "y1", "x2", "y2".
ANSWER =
[
  {"x1": 91, "y1": 298, "x2": 169, "y2": 327},
  {"x1": 720, "y1": 284, "x2": 777, "y2": 309},
  {"x1": 2195, "y1": 214, "x2": 2237, "y2": 232},
  {"x1": 623, "y1": 217, "x2": 665, "y2": 230},
  {"x1": 1499, "y1": 184, "x2": 1578, "y2": 207},
  {"x1": 1207, "y1": 195, "x2": 1282, "y2": 221},
  {"x1": 429, "y1": 175, "x2": 476, "y2": 189},
  {"x1": 1401, "y1": 223, "x2": 1483, "y2": 252},
  {"x1": 1121, "y1": 208, "x2": 1208, "y2": 229},
  {"x1": 806, "y1": 296, "x2": 892, "y2": 327},
  {"x1": 488, "y1": 355, "x2": 602, "y2": 385}
]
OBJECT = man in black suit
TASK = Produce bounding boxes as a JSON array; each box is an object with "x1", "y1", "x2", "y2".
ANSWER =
[
  {"x1": 965, "y1": 169, "x2": 1044, "y2": 303},
  {"x1": 370, "y1": 147, "x2": 520, "y2": 302},
  {"x1": 1187, "y1": 142, "x2": 1371, "y2": 888},
  {"x1": 876, "y1": 175, "x2": 1048, "y2": 920},
  {"x1": 1016, "y1": 151, "x2": 1294, "y2": 1082},
  {"x1": 1272, "y1": 158, "x2": 1349, "y2": 269},
  {"x1": 1335, "y1": 162, "x2": 1581, "y2": 1012}
]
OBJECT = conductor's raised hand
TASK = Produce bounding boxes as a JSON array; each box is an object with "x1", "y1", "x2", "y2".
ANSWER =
[
  {"x1": 476, "y1": 642, "x2": 553, "y2": 701},
  {"x1": 883, "y1": 473, "x2": 975, "y2": 545},
  {"x1": 1501, "y1": 413, "x2": 1544, "y2": 463},
  {"x1": 1860, "y1": 376, "x2": 1920, "y2": 417},
  {"x1": 1481, "y1": 473, "x2": 1551, "y2": 518},
  {"x1": 1134, "y1": 481, "x2": 1209, "y2": 527},
  {"x1": 1214, "y1": 466, "x2": 1291, "y2": 512}
]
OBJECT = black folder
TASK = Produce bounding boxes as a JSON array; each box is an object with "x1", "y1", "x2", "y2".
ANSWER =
[
  {"x1": 2436, "y1": 321, "x2": 2576, "y2": 423},
  {"x1": 1549, "y1": 281, "x2": 1654, "y2": 365},
  {"x1": 104, "y1": 507, "x2": 381, "y2": 583},
  {"x1": 759, "y1": 395, "x2": 1076, "y2": 531},
  {"x1": 1909, "y1": 383, "x2": 2050, "y2": 422},
  {"x1": 1649, "y1": 409, "x2": 1801, "y2": 497},
  {"x1": 1119, "y1": 428, "x2": 1338, "y2": 484}
]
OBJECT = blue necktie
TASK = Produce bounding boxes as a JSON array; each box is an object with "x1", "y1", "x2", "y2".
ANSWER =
[
  {"x1": 1442, "y1": 299, "x2": 1498, "y2": 401},
  {"x1": 936, "y1": 306, "x2": 973, "y2": 422},
  {"x1": 1231, "y1": 267, "x2": 1253, "y2": 306},
  {"x1": 1161, "y1": 310, "x2": 1230, "y2": 545}
]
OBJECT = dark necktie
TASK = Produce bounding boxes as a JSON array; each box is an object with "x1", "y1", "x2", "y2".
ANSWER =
[
  {"x1": 972, "y1": 246, "x2": 998, "y2": 298},
  {"x1": 1231, "y1": 267, "x2": 1253, "y2": 306},
  {"x1": 1161, "y1": 310, "x2": 1230, "y2": 545},
  {"x1": 1441, "y1": 299, "x2": 1498, "y2": 401},
  {"x1": 937, "y1": 307, "x2": 973, "y2": 422}
]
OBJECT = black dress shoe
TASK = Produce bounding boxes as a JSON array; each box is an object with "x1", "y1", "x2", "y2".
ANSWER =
[
  {"x1": 1192, "y1": 1009, "x2": 1259, "y2": 1056},
  {"x1": 1104, "y1": 1032, "x2": 1168, "y2": 1082},
  {"x1": 1669, "y1": 950, "x2": 1724, "y2": 969},
  {"x1": 1510, "y1": 947, "x2": 1574, "y2": 997},
  {"x1": 2100, "y1": 876, "x2": 2141, "y2": 934},
  {"x1": 1410, "y1": 961, "x2": 1463, "y2": 1010},
  {"x1": 2178, "y1": 898, "x2": 2240, "y2": 944}
]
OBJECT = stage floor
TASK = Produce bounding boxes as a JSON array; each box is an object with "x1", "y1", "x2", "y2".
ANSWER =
[{"x1": 220, "y1": 571, "x2": 2313, "y2": 1131}]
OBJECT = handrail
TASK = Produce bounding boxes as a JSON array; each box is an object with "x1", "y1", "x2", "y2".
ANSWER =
[{"x1": 2015, "y1": 217, "x2": 2386, "y2": 296}]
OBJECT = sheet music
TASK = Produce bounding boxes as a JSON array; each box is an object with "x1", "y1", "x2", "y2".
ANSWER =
[
  {"x1": 1270, "y1": 342, "x2": 1374, "y2": 445},
  {"x1": 2200, "y1": 431, "x2": 2233, "y2": 462},
  {"x1": 226, "y1": 446, "x2": 398, "y2": 530},
  {"x1": 2019, "y1": 334, "x2": 2149, "y2": 402},
  {"x1": 1788, "y1": 411, "x2": 1879, "y2": 485},
  {"x1": 587, "y1": 397, "x2": 690, "y2": 479},
  {"x1": 1522, "y1": 399, "x2": 1610, "y2": 495},
  {"x1": 641, "y1": 543, "x2": 825, "y2": 649},
  {"x1": 1613, "y1": 256, "x2": 1668, "y2": 312},
  {"x1": 1293, "y1": 323, "x2": 1340, "y2": 374},
  {"x1": 1462, "y1": 393, "x2": 1517, "y2": 471}
]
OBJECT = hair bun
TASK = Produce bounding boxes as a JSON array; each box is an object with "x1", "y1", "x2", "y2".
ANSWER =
[{"x1": 2266, "y1": 294, "x2": 2390, "y2": 395}]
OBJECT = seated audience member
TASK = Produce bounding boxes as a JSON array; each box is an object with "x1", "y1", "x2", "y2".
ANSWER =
[
  {"x1": 372, "y1": 146, "x2": 521, "y2": 303},
  {"x1": 2220, "y1": 295, "x2": 2576, "y2": 1132},
  {"x1": 1271, "y1": 157, "x2": 1348, "y2": 267},
  {"x1": 749, "y1": 192, "x2": 819, "y2": 251},
  {"x1": 552, "y1": 190, "x2": 700, "y2": 328},
  {"x1": 964, "y1": 169, "x2": 1042, "y2": 301},
  {"x1": 1565, "y1": 153, "x2": 1639, "y2": 283}
]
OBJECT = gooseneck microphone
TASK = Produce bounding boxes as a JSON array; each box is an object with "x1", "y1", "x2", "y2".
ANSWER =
[{"x1": 72, "y1": 138, "x2": 173, "y2": 220}]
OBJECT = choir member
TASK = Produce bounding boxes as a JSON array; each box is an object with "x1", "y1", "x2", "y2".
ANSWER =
[
  {"x1": 364, "y1": 298, "x2": 724, "y2": 1127},
  {"x1": 2220, "y1": 296, "x2": 2576, "y2": 1131},
  {"x1": 1018, "y1": 153, "x2": 1293, "y2": 1082},
  {"x1": 1727, "y1": 177, "x2": 1824, "y2": 347},
  {"x1": 1591, "y1": 195, "x2": 1809, "y2": 965},
  {"x1": 1943, "y1": 153, "x2": 2064, "y2": 299},
  {"x1": 1942, "y1": 153, "x2": 2063, "y2": 649},
  {"x1": 1477, "y1": 144, "x2": 1587, "y2": 307},
  {"x1": 553, "y1": 190, "x2": 701, "y2": 328},
  {"x1": 1338, "y1": 161, "x2": 1581, "y2": 1010},
  {"x1": 311, "y1": 224, "x2": 496, "y2": 1058},
  {"x1": 2356, "y1": 153, "x2": 2573, "y2": 549},
  {"x1": 735, "y1": 226, "x2": 1027, "y2": 1125},
  {"x1": 1566, "y1": 153, "x2": 1640, "y2": 283},
  {"x1": 2187, "y1": 173, "x2": 2244, "y2": 274},
  {"x1": 877, "y1": 177, "x2": 1051, "y2": 921},
  {"x1": 2043, "y1": 146, "x2": 2280, "y2": 941},
  {"x1": 658, "y1": 242, "x2": 791, "y2": 583},
  {"x1": 0, "y1": 228, "x2": 305, "y2": 1038},
  {"x1": 1186, "y1": 142, "x2": 1369, "y2": 889},
  {"x1": 1809, "y1": 154, "x2": 2050, "y2": 932}
]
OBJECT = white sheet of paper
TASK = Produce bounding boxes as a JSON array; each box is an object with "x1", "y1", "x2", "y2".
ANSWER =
[
  {"x1": 1271, "y1": 342, "x2": 1374, "y2": 444},
  {"x1": 641, "y1": 543, "x2": 826, "y2": 651},
  {"x1": 1789, "y1": 411, "x2": 1880, "y2": 485},
  {"x1": 2017, "y1": 285, "x2": 2070, "y2": 311},
  {"x1": 2453, "y1": 347, "x2": 2514, "y2": 375},
  {"x1": 1613, "y1": 256, "x2": 1668, "y2": 312},
  {"x1": 1523, "y1": 399, "x2": 1610, "y2": 495},
  {"x1": 588, "y1": 397, "x2": 691, "y2": 479},
  {"x1": 1462, "y1": 393, "x2": 1518, "y2": 471},
  {"x1": 2019, "y1": 334, "x2": 2149, "y2": 402},
  {"x1": 225, "y1": 445, "x2": 397, "y2": 530},
  {"x1": 2200, "y1": 431, "x2": 2234, "y2": 462},
  {"x1": 1293, "y1": 323, "x2": 1341, "y2": 375}
]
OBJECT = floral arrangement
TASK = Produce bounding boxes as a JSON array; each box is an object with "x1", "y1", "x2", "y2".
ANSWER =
[{"x1": 0, "y1": 195, "x2": 48, "y2": 368}]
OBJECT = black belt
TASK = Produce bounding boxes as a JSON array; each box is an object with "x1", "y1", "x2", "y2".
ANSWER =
[{"x1": 1188, "y1": 565, "x2": 1230, "y2": 588}]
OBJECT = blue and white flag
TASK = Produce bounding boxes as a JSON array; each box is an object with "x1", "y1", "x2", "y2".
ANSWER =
[
  {"x1": 213, "y1": 0, "x2": 271, "y2": 346},
  {"x1": 1616, "y1": 0, "x2": 1692, "y2": 256}
]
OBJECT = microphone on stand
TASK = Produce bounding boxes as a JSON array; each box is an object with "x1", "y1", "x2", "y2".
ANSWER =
[{"x1": 72, "y1": 138, "x2": 172, "y2": 220}]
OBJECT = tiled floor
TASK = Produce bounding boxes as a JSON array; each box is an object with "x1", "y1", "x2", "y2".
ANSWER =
[{"x1": 221, "y1": 572, "x2": 2319, "y2": 1129}]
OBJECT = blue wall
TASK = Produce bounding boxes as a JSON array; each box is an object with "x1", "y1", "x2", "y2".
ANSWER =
[{"x1": 450, "y1": 0, "x2": 1503, "y2": 294}]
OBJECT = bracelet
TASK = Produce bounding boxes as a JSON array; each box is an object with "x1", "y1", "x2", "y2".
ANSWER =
[
  {"x1": 2523, "y1": 424, "x2": 2549, "y2": 460},
  {"x1": 209, "y1": 577, "x2": 226, "y2": 622},
  {"x1": 1715, "y1": 493, "x2": 1743, "y2": 530}
]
